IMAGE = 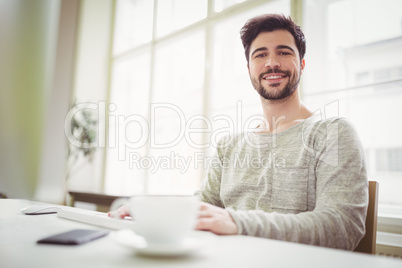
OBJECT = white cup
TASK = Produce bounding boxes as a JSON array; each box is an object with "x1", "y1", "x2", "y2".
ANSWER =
[{"x1": 129, "y1": 195, "x2": 199, "y2": 246}]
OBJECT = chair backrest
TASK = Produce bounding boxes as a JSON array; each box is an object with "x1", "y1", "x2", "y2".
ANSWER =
[{"x1": 354, "y1": 181, "x2": 379, "y2": 254}]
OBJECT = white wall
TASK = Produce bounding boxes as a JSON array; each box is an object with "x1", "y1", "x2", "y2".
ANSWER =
[
  {"x1": 0, "y1": 0, "x2": 112, "y2": 201},
  {"x1": 0, "y1": 0, "x2": 61, "y2": 199},
  {"x1": 67, "y1": 0, "x2": 112, "y2": 193},
  {"x1": 35, "y1": 0, "x2": 80, "y2": 203}
]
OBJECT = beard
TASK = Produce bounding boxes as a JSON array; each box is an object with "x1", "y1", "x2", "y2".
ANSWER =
[{"x1": 251, "y1": 68, "x2": 301, "y2": 101}]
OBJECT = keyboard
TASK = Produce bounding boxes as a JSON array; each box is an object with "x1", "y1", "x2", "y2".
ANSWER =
[{"x1": 58, "y1": 208, "x2": 136, "y2": 230}]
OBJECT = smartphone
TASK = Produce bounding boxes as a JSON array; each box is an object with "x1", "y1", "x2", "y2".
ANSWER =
[{"x1": 37, "y1": 229, "x2": 109, "y2": 245}]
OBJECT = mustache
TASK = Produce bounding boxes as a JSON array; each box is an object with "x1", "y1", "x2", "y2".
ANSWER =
[{"x1": 258, "y1": 68, "x2": 291, "y2": 80}]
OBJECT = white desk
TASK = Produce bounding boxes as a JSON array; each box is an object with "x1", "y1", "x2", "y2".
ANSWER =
[{"x1": 1, "y1": 199, "x2": 401, "y2": 268}]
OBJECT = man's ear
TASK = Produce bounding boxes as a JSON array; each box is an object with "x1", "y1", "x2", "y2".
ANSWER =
[
  {"x1": 247, "y1": 63, "x2": 250, "y2": 75},
  {"x1": 300, "y1": 59, "x2": 305, "y2": 75}
]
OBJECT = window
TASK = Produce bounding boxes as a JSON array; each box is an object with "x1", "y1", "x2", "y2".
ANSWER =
[
  {"x1": 105, "y1": 0, "x2": 402, "y2": 209},
  {"x1": 105, "y1": 0, "x2": 290, "y2": 195},
  {"x1": 303, "y1": 0, "x2": 402, "y2": 207},
  {"x1": 376, "y1": 148, "x2": 402, "y2": 172}
]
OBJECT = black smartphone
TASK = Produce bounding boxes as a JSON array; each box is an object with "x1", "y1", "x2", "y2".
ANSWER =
[{"x1": 37, "y1": 229, "x2": 109, "y2": 245}]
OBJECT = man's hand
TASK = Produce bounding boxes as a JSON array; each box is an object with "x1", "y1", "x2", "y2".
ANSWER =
[
  {"x1": 108, "y1": 203, "x2": 130, "y2": 219},
  {"x1": 196, "y1": 202, "x2": 238, "y2": 235},
  {"x1": 109, "y1": 201, "x2": 238, "y2": 235}
]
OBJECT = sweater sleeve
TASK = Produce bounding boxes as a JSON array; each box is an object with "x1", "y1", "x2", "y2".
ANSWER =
[
  {"x1": 227, "y1": 118, "x2": 368, "y2": 250},
  {"x1": 195, "y1": 153, "x2": 224, "y2": 208},
  {"x1": 194, "y1": 137, "x2": 228, "y2": 208}
]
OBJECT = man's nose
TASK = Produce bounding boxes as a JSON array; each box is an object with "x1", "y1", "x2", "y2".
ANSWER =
[{"x1": 264, "y1": 55, "x2": 280, "y2": 68}]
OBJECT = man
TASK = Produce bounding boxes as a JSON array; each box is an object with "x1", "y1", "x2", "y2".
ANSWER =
[{"x1": 110, "y1": 14, "x2": 368, "y2": 250}]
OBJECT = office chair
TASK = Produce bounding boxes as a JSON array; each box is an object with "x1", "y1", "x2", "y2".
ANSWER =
[{"x1": 354, "y1": 181, "x2": 379, "y2": 254}]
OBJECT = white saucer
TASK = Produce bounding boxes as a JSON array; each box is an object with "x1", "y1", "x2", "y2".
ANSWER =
[{"x1": 112, "y1": 229, "x2": 216, "y2": 256}]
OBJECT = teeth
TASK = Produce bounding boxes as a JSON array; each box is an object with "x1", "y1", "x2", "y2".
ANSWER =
[{"x1": 265, "y1": 75, "x2": 282, "y2": 79}]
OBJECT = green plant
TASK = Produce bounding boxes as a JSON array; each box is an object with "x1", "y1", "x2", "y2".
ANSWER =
[{"x1": 64, "y1": 101, "x2": 98, "y2": 201}]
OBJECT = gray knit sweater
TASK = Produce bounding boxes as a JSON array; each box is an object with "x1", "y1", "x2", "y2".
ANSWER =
[{"x1": 197, "y1": 116, "x2": 368, "y2": 250}]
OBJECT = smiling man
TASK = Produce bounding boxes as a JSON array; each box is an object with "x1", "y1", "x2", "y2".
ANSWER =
[
  {"x1": 195, "y1": 14, "x2": 369, "y2": 250},
  {"x1": 109, "y1": 14, "x2": 368, "y2": 251}
]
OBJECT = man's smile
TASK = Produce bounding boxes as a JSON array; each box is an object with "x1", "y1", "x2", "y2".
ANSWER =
[
  {"x1": 262, "y1": 73, "x2": 287, "y2": 84},
  {"x1": 260, "y1": 71, "x2": 290, "y2": 85}
]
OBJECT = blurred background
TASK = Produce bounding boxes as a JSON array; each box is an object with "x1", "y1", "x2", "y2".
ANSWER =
[{"x1": 0, "y1": 0, "x2": 401, "y2": 230}]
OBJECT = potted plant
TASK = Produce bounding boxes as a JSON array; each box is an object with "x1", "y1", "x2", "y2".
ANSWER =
[{"x1": 64, "y1": 100, "x2": 98, "y2": 205}]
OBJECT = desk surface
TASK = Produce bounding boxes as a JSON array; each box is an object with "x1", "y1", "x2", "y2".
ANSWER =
[{"x1": 1, "y1": 199, "x2": 401, "y2": 268}]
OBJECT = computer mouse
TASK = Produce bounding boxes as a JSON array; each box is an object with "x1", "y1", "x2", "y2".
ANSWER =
[{"x1": 20, "y1": 205, "x2": 62, "y2": 215}]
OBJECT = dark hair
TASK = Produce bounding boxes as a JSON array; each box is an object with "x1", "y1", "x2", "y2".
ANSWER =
[{"x1": 240, "y1": 14, "x2": 306, "y2": 63}]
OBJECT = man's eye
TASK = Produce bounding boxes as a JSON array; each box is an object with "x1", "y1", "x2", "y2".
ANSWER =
[
  {"x1": 256, "y1": 53, "x2": 266, "y2": 58},
  {"x1": 279, "y1": 52, "x2": 291, "y2": 55}
]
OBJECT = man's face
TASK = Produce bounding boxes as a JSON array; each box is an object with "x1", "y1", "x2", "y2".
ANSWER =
[{"x1": 247, "y1": 30, "x2": 305, "y2": 101}]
